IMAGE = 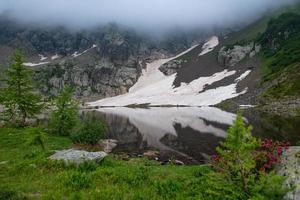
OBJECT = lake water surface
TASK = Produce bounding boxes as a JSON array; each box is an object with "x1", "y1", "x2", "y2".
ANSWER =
[{"x1": 85, "y1": 107, "x2": 300, "y2": 164}]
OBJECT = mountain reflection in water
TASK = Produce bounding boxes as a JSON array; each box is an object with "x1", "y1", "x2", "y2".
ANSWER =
[{"x1": 86, "y1": 107, "x2": 236, "y2": 164}]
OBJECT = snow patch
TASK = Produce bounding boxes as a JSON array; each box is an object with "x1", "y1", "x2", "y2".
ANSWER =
[
  {"x1": 23, "y1": 62, "x2": 49, "y2": 67},
  {"x1": 129, "y1": 44, "x2": 199, "y2": 93},
  {"x1": 38, "y1": 54, "x2": 47, "y2": 61},
  {"x1": 51, "y1": 54, "x2": 59, "y2": 60},
  {"x1": 239, "y1": 105, "x2": 256, "y2": 108},
  {"x1": 72, "y1": 51, "x2": 82, "y2": 58},
  {"x1": 235, "y1": 70, "x2": 251, "y2": 82},
  {"x1": 198, "y1": 36, "x2": 219, "y2": 56},
  {"x1": 72, "y1": 44, "x2": 98, "y2": 58}
]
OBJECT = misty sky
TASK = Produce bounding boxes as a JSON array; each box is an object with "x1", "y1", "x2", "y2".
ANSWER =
[{"x1": 0, "y1": 0, "x2": 297, "y2": 31}]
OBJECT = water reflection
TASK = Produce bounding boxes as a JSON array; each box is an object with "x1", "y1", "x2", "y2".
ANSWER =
[
  {"x1": 86, "y1": 107, "x2": 300, "y2": 164},
  {"x1": 88, "y1": 107, "x2": 237, "y2": 164}
]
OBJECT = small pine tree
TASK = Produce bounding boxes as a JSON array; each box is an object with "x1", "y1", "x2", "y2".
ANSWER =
[
  {"x1": 48, "y1": 86, "x2": 79, "y2": 136},
  {"x1": 0, "y1": 51, "x2": 43, "y2": 127},
  {"x1": 215, "y1": 113, "x2": 258, "y2": 192}
]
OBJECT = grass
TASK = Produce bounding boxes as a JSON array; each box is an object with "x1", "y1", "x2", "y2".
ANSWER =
[{"x1": 0, "y1": 127, "x2": 226, "y2": 200}]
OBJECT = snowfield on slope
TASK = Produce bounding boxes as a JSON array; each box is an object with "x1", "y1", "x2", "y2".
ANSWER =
[
  {"x1": 89, "y1": 36, "x2": 251, "y2": 107},
  {"x1": 198, "y1": 36, "x2": 219, "y2": 56}
]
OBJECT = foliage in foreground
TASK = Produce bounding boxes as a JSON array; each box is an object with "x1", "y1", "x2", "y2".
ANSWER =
[
  {"x1": 212, "y1": 114, "x2": 289, "y2": 200},
  {"x1": 0, "y1": 112, "x2": 290, "y2": 200},
  {"x1": 0, "y1": 51, "x2": 44, "y2": 127}
]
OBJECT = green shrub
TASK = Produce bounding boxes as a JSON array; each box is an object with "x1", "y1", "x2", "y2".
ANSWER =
[
  {"x1": 250, "y1": 172, "x2": 289, "y2": 200},
  {"x1": 71, "y1": 113, "x2": 107, "y2": 145}
]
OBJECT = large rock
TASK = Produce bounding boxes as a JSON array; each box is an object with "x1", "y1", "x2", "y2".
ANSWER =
[
  {"x1": 99, "y1": 139, "x2": 118, "y2": 153},
  {"x1": 277, "y1": 146, "x2": 300, "y2": 200},
  {"x1": 159, "y1": 59, "x2": 188, "y2": 76},
  {"x1": 49, "y1": 149, "x2": 107, "y2": 164},
  {"x1": 218, "y1": 43, "x2": 261, "y2": 68}
]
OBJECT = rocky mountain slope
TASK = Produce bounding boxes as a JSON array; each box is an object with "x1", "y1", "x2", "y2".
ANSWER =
[
  {"x1": 0, "y1": 17, "x2": 210, "y2": 100},
  {"x1": 88, "y1": 5, "x2": 300, "y2": 112},
  {"x1": 216, "y1": 11, "x2": 300, "y2": 116},
  {"x1": 1, "y1": 4, "x2": 299, "y2": 110}
]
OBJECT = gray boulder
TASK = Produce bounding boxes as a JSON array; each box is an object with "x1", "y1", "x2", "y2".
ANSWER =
[
  {"x1": 99, "y1": 139, "x2": 118, "y2": 153},
  {"x1": 277, "y1": 146, "x2": 300, "y2": 200},
  {"x1": 49, "y1": 149, "x2": 107, "y2": 164},
  {"x1": 218, "y1": 43, "x2": 261, "y2": 68}
]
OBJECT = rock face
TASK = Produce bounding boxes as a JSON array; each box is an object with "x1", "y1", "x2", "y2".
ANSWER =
[
  {"x1": 49, "y1": 149, "x2": 107, "y2": 164},
  {"x1": 99, "y1": 139, "x2": 118, "y2": 153},
  {"x1": 34, "y1": 55, "x2": 142, "y2": 99},
  {"x1": 277, "y1": 146, "x2": 300, "y2": 200},
  {"x1": 0, "y1": 17, "x2": 204, "y2": 99},
  {"x1": 218, "y1": 43, "x2": 261, "y2": 68},
  {"x1": 159, "y1": 59, "x2": 188, "y2": 76}
]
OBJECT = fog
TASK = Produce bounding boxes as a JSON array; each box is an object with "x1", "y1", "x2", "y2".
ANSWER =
[{"x1": 0, "y1": 0, "x2": 298, "y2": 32}]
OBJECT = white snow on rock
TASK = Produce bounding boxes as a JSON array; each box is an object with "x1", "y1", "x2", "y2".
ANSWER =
[
  {"x1": 72, "y1": 44, "x2": 98, "y2": 58},
  {"x1": 89, "y1": 36, "x2": 251, "y2": 107},
  {"x1": 51, "y1": 54, "x2": 60, "y2": 60},
  {"x1": 198, "y1": 36, "x2": 219, "y2": 56},
  {"x1": 23, "y1": 62, "x2": 49, "y2": 67},
  {"x1": 72, "y1": 51, "x2": 82, "y2": 58},
  {"x1": 38, "y1": 54, "x2": 47, "y2": 61},
  {"x1": 129, "y1": 44, "x2": 199, "y2": 93},
  {"x1": 239, "y1": 105, "x2": 256, "y2": 108},
  {"x1": 235, "y1": 70, "x2": 251, "y2": 82}
]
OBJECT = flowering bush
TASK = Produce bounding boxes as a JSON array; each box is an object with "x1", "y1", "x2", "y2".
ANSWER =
[
  {"x1": 210, "y1": 113, "x2": 290, "y2": 199},
  {"x1": 212, "y1": 139, "x2": 290, "y2": 173},
  {"x1": 256, "y1": 139, "x2": 290, "y2": 172}
]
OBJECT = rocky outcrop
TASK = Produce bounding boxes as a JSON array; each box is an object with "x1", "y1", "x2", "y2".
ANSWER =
[
  {"x1": 34, "y1": 56, "x2": 142, "y2": 99},
  {"x1": 49, "y1": 149, "x2": 107, "y2": 164},
  {"x1": 159, "y1": 59, "x2": 188, "y2": 76},
  {"x1": 99, "y1": 139, "x2": 118, "y2": 153},
  {"x1": 218, "y1": 43, "x2": 261, "y2": 68},
  {"x1": 277, "y1": 146, "x2": 300, "y2": 200}
]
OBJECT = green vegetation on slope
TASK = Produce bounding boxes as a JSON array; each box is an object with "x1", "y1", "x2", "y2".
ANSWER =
[
  {"x1": 258, "y1": 13, "x2": 300, "y2": 99},
  {"x1": 224, "y1": 2, "x2": 300, "y2": 46}
]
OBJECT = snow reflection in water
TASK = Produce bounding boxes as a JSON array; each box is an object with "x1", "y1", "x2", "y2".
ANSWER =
[{"x1": 87, "y1": 107, "x2": 237, "y2": 164}]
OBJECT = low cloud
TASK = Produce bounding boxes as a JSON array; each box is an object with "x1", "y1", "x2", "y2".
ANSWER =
[{"x1": 0, "y1": 0, "x2": 297, "y2": 32}]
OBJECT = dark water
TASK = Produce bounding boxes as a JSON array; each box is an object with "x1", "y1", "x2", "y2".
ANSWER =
[{"x1": 84, "y1": 107, "x2": 300, "y2": 164}]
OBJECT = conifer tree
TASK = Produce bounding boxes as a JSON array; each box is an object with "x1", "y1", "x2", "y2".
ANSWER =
[
  {"x1": 216, "y1": 113, "x2": 258, "y2": 192},
  {"x1": 48, "y1": 86, "x2": 79, "y2": 136},
  {"x1": 0, "y1": 51, "x2": 43, "y2": 126}
]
